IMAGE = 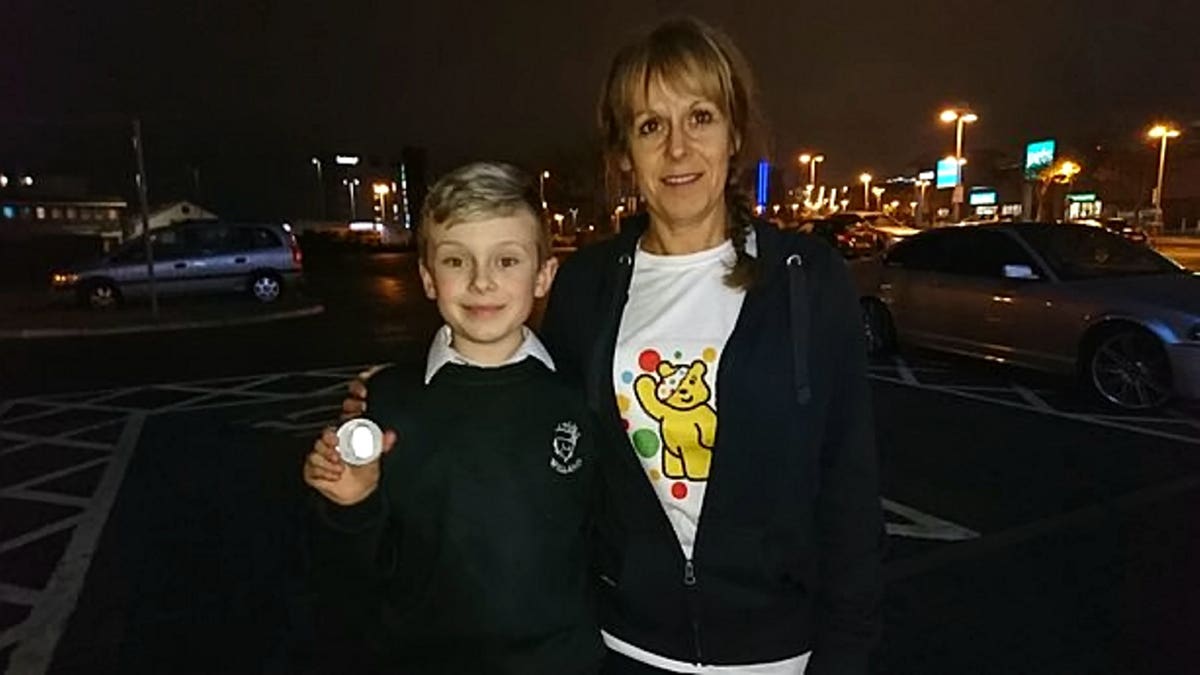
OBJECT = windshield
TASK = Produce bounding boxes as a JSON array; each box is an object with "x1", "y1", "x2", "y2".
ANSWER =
[{"x1": 1020, "y1": 226, "x2": 1183, "y2": 280}]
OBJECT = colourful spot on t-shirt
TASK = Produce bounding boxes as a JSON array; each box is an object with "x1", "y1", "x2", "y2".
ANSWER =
[
  {"x1": 702, "y1": 347, "x2": 717, "y2": 363},
  {"x1": 638, "y1": 349, "x2": 661, "y2": 372},
  {"x1": 670, "y1": 482, "x2": 688, "y2": 500},
  {"x1": 674, "y1": 351, "x2": 683, "y2": 360},
  {"x1": 617, "y1": 394, "x2": 631, "y2": 413},
  {"x1": 621, "y1": 370, "x2": 634, "y2": 384},
  {"x1": 648, "y1": 468, "x2": 662, "y2": 482},
  {"x1": 631, "y1": 429, "x2": 660, "y2": 458},
  {"x1": 622, "y1": 418, "x2": 631, "y2": 431}
]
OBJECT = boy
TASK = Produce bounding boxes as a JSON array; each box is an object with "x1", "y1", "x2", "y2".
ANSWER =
[{"x1": 303, "y1": 162, "x2": 603, "y2": 674}]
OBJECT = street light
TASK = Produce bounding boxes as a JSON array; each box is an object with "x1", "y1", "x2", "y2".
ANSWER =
[
  {"x1": 872, "y1": 186, "x2": 886, "y2": 211},
  {"x1": 539, "y1": 170, "x2": 551, "y2": 211},
  {"x1": 915, "y1": 179, "x2": 931, "y2": 226},
  {"x1": 940, "y1": 107, "x2": 979, "y2": 220},
  {"x1": 373, "y1": 182, "x2": 391, "y2": 224},
  {"x1": 342, "y1": 178, "x2": 361, "y2": 219},
  {"x1": 1149, "y1": 124, "x2": 1182, "y2": 217},
  {"x1": 860, "y1": 173, "x2": 873, "y2": 210},
  {"x1": 310, "y1": 157, "x2": 325, "y2": 219},
  {"x1": 799, "y1": 153, "x2": 825, "y2": 186}
]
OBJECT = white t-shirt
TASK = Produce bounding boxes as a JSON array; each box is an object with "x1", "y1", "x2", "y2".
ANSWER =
[
  {"x1": 607, "y1": 233, "x2": 810, "y2": 673},
  {"x1": 612, "y1": 238, "x2": 746, "y2": 559}
]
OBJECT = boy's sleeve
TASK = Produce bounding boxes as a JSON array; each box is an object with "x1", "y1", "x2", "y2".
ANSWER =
[
  {"x1": 308, "y1": 366, "x2": 406, "y2": 586},
  {"x1": 309, "y1": 487, "x2": 394, "y2": 584}
]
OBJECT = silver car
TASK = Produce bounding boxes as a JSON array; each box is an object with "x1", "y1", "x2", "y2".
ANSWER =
[
  {"x1": 854, "y1": 223, "x2": 1200, "y2": 410},
  {"x1": 53, "y1": 220, "x2": 304, "y2": 308}
]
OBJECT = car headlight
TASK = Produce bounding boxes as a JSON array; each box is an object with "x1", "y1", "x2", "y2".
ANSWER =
[{"x1": 51, "y1": 273, "x2": 79, "y2": 287}]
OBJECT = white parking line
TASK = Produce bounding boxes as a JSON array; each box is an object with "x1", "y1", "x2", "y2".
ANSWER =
[
  {"x1": 873, "y1": 373, "x2": 1200, "y2": 445},
  {"x1": 0, "y1": 582, "x2": 39, "y2": 606},
  {"x1": 1010, "y1": 383, "x2": 1053, "y2": 412},
  {"x1": 893, "y1": 356, "x2": 919, "y2": 385},
  {"x1": 0, "y1": 517, "x2": 83, "y2": 557},
  {"x1": 7, "y1": 413, "x2": 146, "y2": 675},
  {"x1": 883, "y1": 498, "x2": 980, "y2": 541}
]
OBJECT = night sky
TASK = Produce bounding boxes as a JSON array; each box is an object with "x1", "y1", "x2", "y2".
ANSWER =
[{"x1": 4, "y1": 0, "x2": 1198, "y2": 216}]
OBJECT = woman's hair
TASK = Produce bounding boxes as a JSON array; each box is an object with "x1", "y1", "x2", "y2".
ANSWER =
[
  {"x1": 418, "y1": 161, "x2": 549, "y2": 263},
  {"x1": 598, "y1": 16, "x2": 766, "y2": 288}
]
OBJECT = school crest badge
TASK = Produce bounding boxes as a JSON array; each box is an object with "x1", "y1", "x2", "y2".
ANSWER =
[{"x1": 550, "y1": 420, "x2": 583, "y2": 475}]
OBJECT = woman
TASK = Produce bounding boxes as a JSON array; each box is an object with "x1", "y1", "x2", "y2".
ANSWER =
[{"x1": 343, "y1": 17, "x2": 881, "y2": 674}]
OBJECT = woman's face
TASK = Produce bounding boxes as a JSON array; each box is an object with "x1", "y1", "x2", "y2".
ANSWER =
[{"x1": 622, "y1": 77, "x2": 736, "y2": 231}]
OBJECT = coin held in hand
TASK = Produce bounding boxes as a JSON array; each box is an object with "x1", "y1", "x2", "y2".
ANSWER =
[{"x1": 336, "y1": 418, "x2": 383, "y2": 466}]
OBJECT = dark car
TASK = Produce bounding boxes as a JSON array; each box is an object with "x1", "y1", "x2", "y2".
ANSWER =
[
  {"x1": 1078, "y1": 218, "x2": 1149, "y2": 246},
  {"x1": 798, "y1": 218, "x2": 884, "y2": 258}
]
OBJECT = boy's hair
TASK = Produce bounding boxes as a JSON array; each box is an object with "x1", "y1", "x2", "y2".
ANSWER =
[{"x1": 418, "y1": 162, "x2": 549, "y2": 262}]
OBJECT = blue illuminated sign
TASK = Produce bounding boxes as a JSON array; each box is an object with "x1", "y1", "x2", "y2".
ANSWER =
[
  {"x1": 935, "y1": 158, "x2": 959, "y2": 190},
  {"x1": 969, "y1": 189, "x2": 998, "y2": 206},
  {"x1": 756, "y1": 160, "x2": 769, "y2": 207},
  {"x1": 1025, "y1": 140, "x2": 1056, "y2": 179}
]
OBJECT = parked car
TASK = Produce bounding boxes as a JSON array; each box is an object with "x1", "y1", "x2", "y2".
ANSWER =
[
  {"x1": 51, "y1": 220, "x2": 304, "y2": 308},
  {"x1": 1077, "y1": 218, "x2": 1150, "y2": 246},
  {"x1": 797, "y1": 218, "x2": 884, "y2": 258},
  {"x1": 854, "y1": 222, "x2": 1200, "y2": 410},
  {"x1": 828, "y1": 211, "x2": 922, "y2": 247}
]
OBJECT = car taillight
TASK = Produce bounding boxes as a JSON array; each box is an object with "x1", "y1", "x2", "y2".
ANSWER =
[{"x1": 290, "y1": 239, "x2": 303, "y2": 266}]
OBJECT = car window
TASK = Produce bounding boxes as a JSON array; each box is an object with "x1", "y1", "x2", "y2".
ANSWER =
[
  {"x1": 1020, "y1": 226, "x2": 1181, "y2": 280},
  {"x1": 150, "y1": 229, "x2": 188, "y2": 260},
  {"x1": 229, "y1": 227, "x2": 282, "y2": 251},
  {"x1": 182, "y1": 225, "x2": 231, "y2": 254},
  {"x1": 110, "y1": 240, "x2": 146, "y2": 264},
  {"x1": 884, "y1": 231, "x2": 948, "y2": 272},
  {"x1": 939, "y1": 230, "x2": 1040, "y2": 279}
]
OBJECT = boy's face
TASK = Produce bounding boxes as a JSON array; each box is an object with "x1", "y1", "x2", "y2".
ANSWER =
[{"x1": 418, "y1": 211, "x2": 557, "y2": 365}]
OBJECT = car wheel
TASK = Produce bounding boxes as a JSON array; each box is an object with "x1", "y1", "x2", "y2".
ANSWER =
[
  {"x1": 1085, "y1": 327, "x2": 1173, "y2": 411},
  {"x1": 861, "y1": 299, "x2": 895, "y2": 356},
  {"x1": 250, "y1": 272, "x2": 283, "y2": 303},
  {"x1": 82, "y1": 281, "x2": 121, "y2": 310}
]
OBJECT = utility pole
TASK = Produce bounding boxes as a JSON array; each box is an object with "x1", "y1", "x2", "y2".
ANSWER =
[{"x1": 132, "y1": 118, "x2": 158, "y2": 317}]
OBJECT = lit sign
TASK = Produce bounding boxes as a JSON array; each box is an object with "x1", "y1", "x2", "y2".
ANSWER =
[
  {"x1": 935, "y1": 158, "x2": 959, "y2": 189},
  {"x1": 1024, "y1": 140, "x2": 1056, "y2": 179},
  {"x1": 918, "y1": 170, "x2": 936, "y2": 182},
  {"x1": 756, "y1": 160, "x2": 769, "y2": 207},
  {"x1": 335, "y1": 155, "x2": 360, "y2": 166},
  {"x1": 969, "y1": 189, "x2": 998, "y2": 206},
  {"x1": 1066, "y1": 193, "x2": 1098, "y2": 203}
]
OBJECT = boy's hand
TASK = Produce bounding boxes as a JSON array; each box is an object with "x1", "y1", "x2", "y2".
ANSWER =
[
  {"x1": 304, "y1": 425, "x2": 397, "y2": 506},
  {"x1": 340, "y1": 375, "x2": 370, "y2": 421}
]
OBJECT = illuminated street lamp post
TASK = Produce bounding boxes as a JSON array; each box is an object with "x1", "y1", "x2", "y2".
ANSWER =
[
  {"x1": 799, "y1": 153, "x2": 825, "y2": 187},
  {"x1": 311, "y1": 157, "x2": 326, "y2": 219},
  {"x1": 859, "y1": 173, "x2": 873, "y2": 210},
  {"x1": 342, "y1": 178, "x2": 361, "y2": 219},
  {"x1": 940, "y1": 108, "x2": 979, "y2": 221},
  {"x1": 1148, "y1": 125, "x2": 1182, "y2": 220},
  {"x1": 872, "y1": 186, "x2": 886, "y2": 211},
  {"x1": 373, "y1": 183, "x2": 391, "y2": 224}
]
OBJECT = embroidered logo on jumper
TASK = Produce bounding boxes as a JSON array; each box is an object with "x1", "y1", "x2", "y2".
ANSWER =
[{"x1": 550, "y1": 420, "x2": 583, "y2": 475}]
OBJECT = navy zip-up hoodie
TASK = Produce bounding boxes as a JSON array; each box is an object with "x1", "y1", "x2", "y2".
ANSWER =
[{"x1": 540, "y1": 216, "x2": 883, "y2": 674}]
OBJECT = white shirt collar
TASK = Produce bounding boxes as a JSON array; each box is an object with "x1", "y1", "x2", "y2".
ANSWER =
[{"x1": 424, "y1": 325, "x2": 555, "y2": 384}]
